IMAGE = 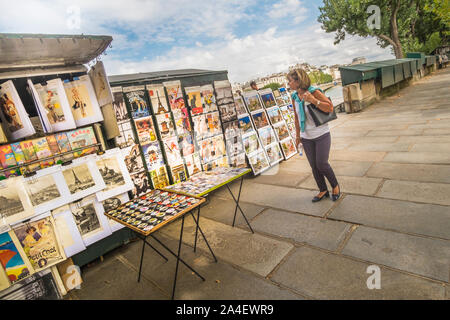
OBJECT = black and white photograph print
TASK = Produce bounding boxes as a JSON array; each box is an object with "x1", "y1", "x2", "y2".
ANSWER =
[
  {"x1": 96, "y1": 157, "x2": 125, "y2": 192},
  {"x1": 131, "y1": 171, "x2": 151, "y2": 198},
  {"x1": 102, "y1": 196, "x2": 122, "y2": 212},
  {"x1": 0, "y1": 186, "x2": 25, "y2": 219},
  {"x1": 63, "y1": 163, "x2": 95, "y2": 195},
  {"x1": 71, "y1": 203, "x2": 101, "y2": 237},
  {"x1": 25, "y1": 175, "x2": 61, "y2": 207}
]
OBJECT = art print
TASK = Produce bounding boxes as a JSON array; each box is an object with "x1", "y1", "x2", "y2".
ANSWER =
[
  {"x1": 265, "y1": 143, "x2": 283, "y2": 165},
  {"x1": 164, "y1": 81, "x2": 185, "y2": 113},
  {"x1": 273, "y1": 123, "x2": 290, "y2": 141},
  {"x1": 234, "y1": 96, "x2": 248, "y2": 116},
  {"x1": 0, "y1": 177, "x2": 34, "y2": 226},
  {"x1": 0, "y1": 231, "x2": 33, "y2": 284},
  {"x1": 192, "y1": 114, "x2": 208, "y2": 141},
  {"x1": 248, "y1": 150, "x2": 270, "y2": 175},
  {"x1": 123, "y1": 144, "x2": 144, "y2": 175},
  {"x1": 142, "y1": 142, "x2": 165, "y2": 170},
  {"x1": 281, "y1": 137, "x2": 297, "y2": 159},
  {"x1": 162, "y1": 136, "x2": 183, "y2": 165},
  {"x1": 88, "y1": 61, "x2": 113, "y2": 107},
  {"x1": 115, "y1": 120, "x2": 137, "y2": 149},
  {"x1": 243, "y1": 91, "x2": 263, "y2": 112},
  {"x1": 13, "y1": 216, "x2": 66, "y2": 272},
  {"x1": 273, "y1": 89, "x2": 285, "y2": 106},
  {"x1": 179, "y1": 134, "x2": 195, "y2": 157},
  {"x1": 149, "y1": 166, "x2": 170, "y2": 189},
  {"x1": 156, "y1": 113, "x2": 176, "y2": 139},
  {"x1": 147, "y1": 84, "x2": 169, "y2": 114},
  {"x1": 185, "y1": 86, "x2": 203, "y2": 114},
  {"x1": 218, "y1": 103, "x2": 237, "y2": 122},
  {"x1": 184, "y1": 153, "x2": 202, "y2": 176},
  {"x1": 206, "y1": 111, "x2": 222, "y2": 136},
  {"x1": 134, "y1": 116, "x2": 157, "y2": 145},
  {"x1": 258, "y1": 127, "x2": 277, "y2": 147},
  {"x1": 266, "y1": 106, "x2": 283, "y2": 125},
  {"x1": 112, "y1": 89, "x2": 129, "y2": 123},
  {"x1": 238, "y1": 115, "x2": 254, "y2": 135},
  {"x1": 124, "y1": 89, "x2": 150, "y2": 119},
  {"x1": 258, "y1": 89, "x2": 277, "y2": 108},
  {"x1": 229, "y1": 153, "x2": 247, "y2": 168},
  {"x1": 251, "y1": 110, "x2": 269, "y2": 129},
  {"x1": 130, "y1": 171, "x2": 152, "y2": 198},
  {"x1": 200, "y1": 85, "x2": 217, "y2": 113},
  {"x1": 242, "y1": 132, "x2": 260, "y2": 155},
  {"x1": 51, "y1": 205, "x2": 86, "y2": 258}
]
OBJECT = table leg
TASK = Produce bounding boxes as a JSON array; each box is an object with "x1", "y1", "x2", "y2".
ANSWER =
[
  {"x1": 171, "y1": 215, "x2": 185, "y2": 300},
  {"x1": 137, "y1": 236, "x2": 146, "y2": 283},
  {"x1": 227, "y1": 177, "x2": 254, "y2": 233},
  {"x1": 190, "y1": 211, "x2": 218, "y2": 263},
  {"x1": 143, "y1": 239, "x2": 168, "y2": 262},
  {"x1": 193, "y1": 206, "x2": 200, "y2": 252}
]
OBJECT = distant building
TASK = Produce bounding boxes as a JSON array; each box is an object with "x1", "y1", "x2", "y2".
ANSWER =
[{"x1": 351, "y1": 57, "x2": 367, "y2": 65}]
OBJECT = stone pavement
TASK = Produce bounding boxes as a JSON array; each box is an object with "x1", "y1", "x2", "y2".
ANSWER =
[{"x1": 67, "y1": 68, "x2": 450, "y2": 300}]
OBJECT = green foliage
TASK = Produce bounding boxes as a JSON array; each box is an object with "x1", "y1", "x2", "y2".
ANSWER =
[
  {"x1": 262, "y1": 83, "x2": 281, "y2": 91},
  {"x1": 308, "y1": 71, "x2": 333, "y2": 85}
]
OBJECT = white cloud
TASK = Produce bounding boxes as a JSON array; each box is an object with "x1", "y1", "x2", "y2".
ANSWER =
[{"x1": 269, "y1": 0, "x2": 308, "y2": 23}]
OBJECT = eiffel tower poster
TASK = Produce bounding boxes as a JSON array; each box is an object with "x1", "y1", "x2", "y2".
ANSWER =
[{"x1": 63, "y1": 163, "x2": 96, "y2": 194}]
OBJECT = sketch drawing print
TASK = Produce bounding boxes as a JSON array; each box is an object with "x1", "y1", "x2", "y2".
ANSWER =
[
  {"x1": 0, "y1": 187, "x2": 24, "y2": 218},
  {"x1": 71, "y1": 203, "x2": 101, "y2": 237},
  {"x1": 62, "y1": 163, "x2": 95, "y2": 194},
  {"x1": 0, "y1": 92, "x2": 23, "y2": 132},
  {"x1": 25, "y1": 175, "x2": 61, "y2": 207}
]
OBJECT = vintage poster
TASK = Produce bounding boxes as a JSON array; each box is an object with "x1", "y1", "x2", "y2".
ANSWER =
[
  {"x1": 88, "y1": 61, "x2": 114, "y2": 107},
  {"x1": 205, "y1": 111, "x2": 222, "y2": 137},
  {"x1": 242, "y1": 132, "x2": 261, "y2": 156},
  {"x1": 0, "y1": 261, "x2": 9, "y2": 291},
  {"x1": 266, "y1": 143, "x2": 283, "y2": 165},
  {"x1": 200, "y1": 135, "x2": 226, "y2": 164},
  {"x1": 54, "y1": 132, "x2": 73, "y2": 162},
  {"x1": 112, "y1": 88, "x2": 129, "y2": 123},
  {"x1": 0, "y1": 80, "x2": 36, "y2": 140},
  {"x1": 251, "y1": 110, "x2": 270, "y2": 129},
  {"x1": 51, "y1": 205, "x2": 86, "y2": 258},
  {"x1": 218, "y1": 103, "x2": 237, "y2": 122},
  {"x1": 29, "y1": 78, "x2": 76, "y2": 133},
  {"x1": 280, "y1": 137, "x2": 297, "y2": 159},
  {"x1": 149, "y1": 166, "x2": 170, "y2": 189},
  {"x1": 46, "y1": 135, "x2": 61, "y2": 163},
  {"x1": 63, "y1": 75, "x2": 104, "y2": 126},
  {"x1": 170, "y1": 164, "x2": 188, "y2": 184},
  {"x1": 238, "y1": 114, "x2": 255, "y2": 135},
  {"x1": 248, "y1": 150, "x2": 270, "y2": 175},
  {"x1": 134, "y1": 116, "x2": 157, "y2": 145},
  {"x1": 163, "y1": 80, "x2": 185, "y2": 114},
  {"x1": 178, "y1": 134, "x2": 195, "y2": 157},
  {"x1": 173, "y1": 108, "x2": 191, "y2": 135},
  {"x1": 130, "y1": 171, "x2": 152, "y2": 198},
  {"x1": 147, "y1": 84, "x2": 169, "y2": 115},
  {"x1": 213, "y1": 80, "x2": 234, "y2": 105},
  {"x1": 229, "y1": 153, "x2": 247, "y2": 168},
  {"x1": 13, "y1": 216, "x2": 66, "y2": 272},
  {"x1": 32, "y1": 137, "x2": 54, "y2": 169},
  {"x1": 234, "y1": 95, "x2": 248, "y2": 116},
  {"x1": 184, "y1": 153, "x2": 202, "y2": 176},
  {"x1": 258, "y1": 126, "x2": 277, "y2": 147},
  {"x1": 69, "y1": 195, "x2": 112, "y2": 246},
  {"x1": 67, "y1": 126, "x2": 98, "y2": 158},
  {"x1": 124, "y1": 88, "x2": 150, "y2": 119},
  {"x1": 273, "y1": 122, "x2": 290, "y2": 141},
  {"x1": 192, "y1": 114, "x2": 208, "y2": 141},
  {"x1": 115, "y1": 120, "x2": 137, "y2": 149},
  {"x1": 0, "y1": 231, "x2": 34, "y2": 284},
  {"x1": 156, "y1": 112, "x2": 176, "y2": 139},
  {"x1": 122, "y1": 144, "x2": 145, "y2": 175},
  {"x1": 258, "y1": 88, "x2": 277, "y2": 108},
  {"x1": 95, "y1": 148, "x2": 134, "y2": 201},
  {"x1": 200, "y1": 84, "x2": 217, "y2": 113},
  {"x1": 185, "y1": 86, "x2": 203, "y2": 114},
  {"x1": 266, "y1": 106, "x2": 283, "y2": 125},
  {"x1": 243, "y1": 91, "x2": 264, "y2": 113},
  {"x1": 142, "y1": 141, "x2": 165, "y2": 170},
  {"x1": 162, "y1": 136, "x2": 183, "y2": 165}
]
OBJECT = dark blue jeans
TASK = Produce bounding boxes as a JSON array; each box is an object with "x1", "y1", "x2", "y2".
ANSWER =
[{"x1": 302, "y1": 132, "x2": 338, "y2": 192}]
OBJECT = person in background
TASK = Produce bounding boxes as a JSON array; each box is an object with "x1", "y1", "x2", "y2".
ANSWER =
[
  {"x1": 287, "y1": 68, "x2": 340, "y2": 202},
  {"x1": 250, "y1": 81, "x2": 258, "y2": 91}
]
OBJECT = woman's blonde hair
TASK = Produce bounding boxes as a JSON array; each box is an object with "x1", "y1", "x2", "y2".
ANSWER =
[{"x1": 287, "y1": 69, "x2": 311, "y2": 91}]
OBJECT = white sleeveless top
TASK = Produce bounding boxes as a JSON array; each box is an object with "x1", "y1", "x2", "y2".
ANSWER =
[{"x1": 294, "y1": 100, "x2": 330, "y2": 140}]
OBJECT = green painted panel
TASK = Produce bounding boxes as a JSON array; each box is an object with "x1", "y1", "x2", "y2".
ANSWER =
[
  {"x1": 403, "y1": 61, "x2": 411, "y2": 78},
  {"x1": 394, "y1": 64, "x2": 404, "y2": 82},
  {"x1": 381, "y1": 66, "x2": 395, "y2": 88}
]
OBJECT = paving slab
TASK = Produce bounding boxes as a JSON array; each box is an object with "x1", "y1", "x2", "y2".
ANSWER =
[
  {"x1": 159, "y1": 217, "x2": 294, "y2": 277},
  {"x1": 251, "y1": 208, "x2": 351, "y2": 251},
  {"x1": 73, "y1": 254, "x2": 167, "y2": 300},
  {"x1": 367, "y1": 162, "x2": 450, "y2": 184},
  {"x1": 410, "y1": 143, "x2": 450, "y2": 153},
  {"x1": 330, "y1": 195, "x2": 450, "y2": 240},
  {"x1": 199, "y1": 196, "x2": 266, "y2": 228},
  {"x1": 282, "y1": 160, "x2": 372, "y2": 177},
  {"x1": 331, "y1": 142, "x2": 352, "y2": 150},
  {"x1": 397, "y1": 135, "x2": 450, "y2": 143},
  {"x1": 330, "y1": 150, "x2": 386, "y2": 162},
  {"x1": 298, "y1": 175, "x2": 382, "y2": 196},
  {"x1": 383, "y1": 152, "x2": 450, "y2": 164},
  {"x1": 409, "y1": 122, "x2": 450, "y2": 129},
  {"x1": 377, "y1": 180, "x2": 450, "y2": 206},
  {"x1": 423, "y1": 128, "x2": 450, "y2": 135},
  {"x1": 331, "y1": 131, "x2": 369, "y2": 138},
  {"x1": 278, "y1": 159, "x2": 312, "y2": 173},
  {"x1": 333, "y1": 136, "x2": 398, "y2": 144},
  {"x1": 250, "y1": 167, "x2": 311, "y2": 188},
  {"x1": 366, "y1": 129, "x2": 424, "y2": 137},
  {"x1": 342, "y1": 226, "x2": 450, "y2": 282},
  {"x1": 347, "y1": 142, "x2": 411, "y2": 152},
  {"x1": 270, "y1": 246, "x2": 445, "y2": 300}
]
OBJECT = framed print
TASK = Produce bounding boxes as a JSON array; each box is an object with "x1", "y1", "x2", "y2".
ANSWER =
[
  {"x1": 251, "y1": 110, "x2": 270, "y2": 129},
  {"x1": 115, "y1": 120, "x2": 137, "y2": 149},
  {"x1": 192, "y1": 114, "x2": 208, "y2": 141},
  {"x1": 122, "y1": 144, "x2": 144, "y2": 175},
  {"x1": 248, "y1": 150, "x2": 270, "y2": 175},
  {"x1": 0, "y1": 231, "x2": 34, "y2": 284},
  {"x1": 51, "y1": 205, "x2": 86, "y2": 258},
  {"x1": 258, "y1": 88, "x2": 277, "y2": 108},
  {"x1": 266, "y1": 106, "x2": 283, "y2": 125},
  {"x1": 88, "y1": 61, "x2": 114, "y2": 107},
  {"x1": 179, "y1": 134, "x2": 195, "y2": 157},
  {"x1": 234, "y1": 95, "x2": 248, "y2": 116},
  {"x1": 112, "y1": 87, "x2": 129, "y2": 123},
  {"x1": 265, "y1": 143, "x2": 283, "y2": 165},
  {"x1": 28, "y1": 78, "x2": 77, "y2": 133},
  {"x1": 149, "y1": 166, "x2": 170, "y2": 189},
  {"x1": 170, "y1": 164, "x2": 188, "y2": 184},
  {"x1": 218, "y1": 103, "x2": 237, "y2": 122},
  {"x1": 69, "y1": 195, "x2": 112, "y2": 247},
  {"x1": 162, "y1": 136, "x2": 183, "y2": 166},
  {"x1": 130, "y1": 171, "x2": 152, "y2": 198},
  {"x1": 123, "y1": 86, "x2": 150, "y2": 119},
  {"x1": 243, "y1": 90, "x2": 263, "y2": 113},
  {"x1": 164, "y1": 80, "x2": 185, "y2": 114},
  {"x1": 280, "y1": 137, "x2": 297, "y2": 159},
  {"x1": 184, "y1": 153, "x2": 202, "y2": 176},
  {"x1": 156, "y1": 112, "x2": 176, "y2": 139},
  {"x1": 63, "y1": 75, "x2": 104, "y2": 127},
  {"x1": 242, "y1": 132, "x2": 261, "y2": 156},
  {"x1": 61, "y1": 156, "x2": 106, "y2": 202},
  {"x1": 12, "y1": 215, "x2": 66, "y2": 272},
  {"x1": 238, "y1": 114, "x2": 255, "y2": 135},
  {"x1": 185, "y1": 86, "x2": 203, "y2": 115},
  {"x1": 101, "y1": 193, "x2": 129, "y2": 232},
  {"x1": 95, "y1": 148, "x2": 134, "y2": 202},
  {"x1": 273, "y1": 122, "x2": 290, "y2": 141},
  {"x1": 213, "y1": 80, "x2": 234, "y2": 105},
  {"x1": 0, "y1": 177, "x2": 34, "y2": 227},
  {"x1": 200, "y1": 84, "x2": 217, "y2": 113},
  {"x1": 0, "y1": 80, "x2": 36, "y2": 140},
  {"x1": 134, "y1": 116, "x2": 157, "y2": 145},
  {"x1": 67, "y1": 126, "x2": 98, "y2": 158},
  {"x1": 258, "y1": 126, "x2": 277, "y2": 147},
  {"x1": 142, "y1": 141, "x2": 165, "y2": 170},
  {"x1": 147, "y1": 84, "x2": 169, "y2": 115},
  {"x1": 23, "y1": 165, "x2": 71, "y2": 216}
]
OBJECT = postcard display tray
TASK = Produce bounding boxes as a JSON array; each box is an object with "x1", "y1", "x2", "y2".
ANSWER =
[{"x1": 104, "y1": 188, "x2": 216, "y2": 300}]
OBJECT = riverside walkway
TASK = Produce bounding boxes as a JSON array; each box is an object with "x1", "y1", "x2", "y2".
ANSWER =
[{"x1": 68, "y1": 67, "x2": 450, "y2": 300}]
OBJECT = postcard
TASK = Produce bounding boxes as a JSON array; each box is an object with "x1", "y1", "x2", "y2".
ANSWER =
[
  {"x1": 266, "y1": 106, "x2": 284, "y2": 125},
  {"x1": 229, "y1": 153, "x2": 247, "y2": 168},
  {"x1": 258, "y1": 127, "x2": 277, "y2": 147},
  {"x1": 243, "y1": 91, "x2": 263, "y2": 112},
  {"x1": 258, "y1": 88, "x2": 277, "y2": 108},
  {"x1": 242, "y1": 132, "x2": 261, "y2": 156},
  {"x1": 248, "y1": 150, "x2": 270, "y2": 175},
  {"x1": 265, "y1": 143, "x2": 283, "y2": 165},
  {"x1": 251, "y1": 110, "x2": 270, "y2": 129},
  {"x1": 273, "y1": 122, "x2": 290, "y2": 141},
  {"x1": 280, "y1": 137, "x2": 297, "y2": 159},
  {"x1": 237, "y1": 115, "x2": 255, "y2": 135},
  {"x1": 147, "y1": 84, "x2": 169, "y2": 114},
  {"x1": 273, "y1": 89, "x2": 285, "y2": 106}
]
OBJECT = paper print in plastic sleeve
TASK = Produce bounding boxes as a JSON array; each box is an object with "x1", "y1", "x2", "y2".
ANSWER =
[
  {"x1": 266, "y1": 106, "x2": 283, "y2": 125},
  {"x1": 170, "y1": 164, "x2": 188, "y2": 184},
  {"x1": 213, "y1": 80, "x2": 234, "y2": 105},
  {"x1": 258, "y1": 126, "x2": 277, "y2": 147},
  {"x1": 185, "y1": 86, "x2": 203, "y2": 115},
  {"x1": 130, "y1": 171, "x2": 152, "y2": 198},
  {"x1": 281, "y1": 137, "x2": 297, "y2": 159},
  {"x1": 19, "y1": 140, "x2": 40, "y2": 172},
  {"x1": 10, "y1": 142, "x2": 27, "y2": 175},
  {"x1": 67, "y1": 126, "x2": 98, "y2": 158},
  {"x1": 147, "y1": 84, "x2": 169, "y2": 115},
  {"x1": 218, "y1": 103, "x2": 237, "y2": 122},
  {"x1": 0, "y1": 80, "x2": 36, "y2": 140},
  {"x1": 242, "y1": 90, "x2": 263, "y2": 113},
  {"x1": 248, "y1": 150, "x2": 270, "y2": 175},
  {"x1": 142, "y1": 142, "x2": 165, "y2": 171},
  {"x1": 206, "y1": 111, "x2": 222, "y2": 137},
  {"x1": 242, "y1": 132, "x2": 261, "y2": 156},
  {"x1": 156, "y1": 113, "x2": 176, "y2": 139},
  {"x1": 265, "y1": 143, "x2": 283, "y2": 166},
  {"x1": 123, "y1": 87, "x2": 150, "y2": 119},
  {"x1": 0, "y1": 231, "x2": 34, "y2": 284},
  {"x1": 179, "y1": 134, "x2": 195, "y2": 157},
  {"x1": 149, "y1": 166, "x2": 170, "y2": 189},
  {"x1": 45, "y1": 135, "x2": 61, "y2": 163},
  {"x1": 192, "y1": 114, "x2": 208, "y2": 141},
  {"x1": 234, "y1": 95, "x2": 248, "y2": 116},
  {"x1": 88, "y1": 61, "x2": 114, "y2": 107},
  {"x1": 32, "y1": 137, "x2": 54, "y2": 169},
  {"x1": 273, "y1": 122, "x2": 290, "y2": 141},
  {"x1": 184, "y1": 153, "x2": 202, "y2": 176},
  {"x1": 258, "y1": 88, "x2": 277, "y2": 109},
  {"x1": 164, "y1": 80, "x2": 185, "y2": 115},
  {"x1": 51, "y1": 205, "x2": 86, "y2": 258},
  {"x1": 229, "y1": 153, "x2": 247, "y2": 168},
  {"x1": 237, "y1": 114, "x2": 254, "y2": 135},
  {"x1": 273, "y1": 89, "x2": 285, "y2": 106},
  {"x1": 123, "y1": 144, "x2": 144, "y2": 176},
  {"x1": 200, "y1": 84, "x2": 217, "y2": 113},
  {"x1": 112, "y1": 88, "x2": 129, "y2": 123},
  {"x1": 162, "y1": 136, "x2": 183, "y2": 166},
  {"x1": 54, "y1": 132, "x2": 73, "y2": 162},
  {"x1": 115, "y1": 120, "x2": 137, "y2": 149},
  {"x1": 251, "y1": 110, "x2": 270, "y2": 130},
  {"x1": 134, "y1": 116, "x2": 157, "y2": 145}
]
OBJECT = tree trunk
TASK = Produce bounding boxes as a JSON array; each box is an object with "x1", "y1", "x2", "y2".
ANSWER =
[{"x1": 390, "y1": 0, "x2": 404, "y2": 58}]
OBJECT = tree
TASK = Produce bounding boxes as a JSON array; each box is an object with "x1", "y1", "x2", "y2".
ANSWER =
[
  {"x1": 262, "y1": 83, "x2": 282, "y2": 91},
  {"x1": 318, "y1": 0, "x2": 448, "y2": 59}
]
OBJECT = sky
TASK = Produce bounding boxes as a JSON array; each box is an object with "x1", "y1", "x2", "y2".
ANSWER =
[{"x1": 0, "y1": 0, "x2": 394, "y2": 83}]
